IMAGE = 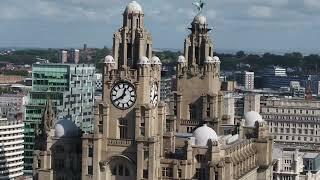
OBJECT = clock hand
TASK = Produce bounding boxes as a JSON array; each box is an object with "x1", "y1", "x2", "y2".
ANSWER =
[{"x1": 114, "y1": 88, "x2": 126, "y2": 101}]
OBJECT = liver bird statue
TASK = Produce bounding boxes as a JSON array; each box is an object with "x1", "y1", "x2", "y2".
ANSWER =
[{"x1": 192, "y1": 0, "x2": 205, "y2": 14}]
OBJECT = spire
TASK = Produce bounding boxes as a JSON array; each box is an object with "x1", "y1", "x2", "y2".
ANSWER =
[{"x1": 43, "y1": 97, "x2": 55, "y2": 133}]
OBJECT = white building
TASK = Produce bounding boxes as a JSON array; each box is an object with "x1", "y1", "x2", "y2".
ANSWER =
[
  {"x1": 244, "y1": 71, "x2": 254, "y2": 90},
  {"x1": 274, "y1": 67, "x2": 287, "y2": 77},
  {"x1": 261, "y1": 97, "x2": 320, "y2": 147},
  {"x1": 0, "y1": 118, "x2": 24, "y2": 179},
  {"x1": 0, "y1": 94, "x2": 28, "y2": 118}
]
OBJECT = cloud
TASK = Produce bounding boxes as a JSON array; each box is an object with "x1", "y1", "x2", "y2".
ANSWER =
[
  {"x1": 248, "y1": 6, "x2": 272, "y2": 18},
  {"x1": 0, "y1": 0, "x2": 319, "y2": 51}
]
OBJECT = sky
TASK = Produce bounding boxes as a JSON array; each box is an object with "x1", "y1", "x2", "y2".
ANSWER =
[{"x1": 0, "y1": 0, "x2": 320, "y2": 53}]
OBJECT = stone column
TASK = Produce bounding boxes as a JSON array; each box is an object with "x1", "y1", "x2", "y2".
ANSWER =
[{"x1": 136, "y1": 141, "x2": 144, "y2": 179}]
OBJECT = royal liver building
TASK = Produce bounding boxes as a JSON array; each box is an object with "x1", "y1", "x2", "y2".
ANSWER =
[{"x1": 33, "y1": 1, "x2": 274, "y2": 180}]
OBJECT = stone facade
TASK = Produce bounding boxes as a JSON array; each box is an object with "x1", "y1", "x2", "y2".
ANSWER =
[
  {"x1": 261, "y1": 98, "x2": 320, "y2": 148},
  {"x1": 80, "y1": 2, "x2": 273, "y2": 180},
  {"x1": 33, "y1": 1, "x2": 274, "y2": 180}
]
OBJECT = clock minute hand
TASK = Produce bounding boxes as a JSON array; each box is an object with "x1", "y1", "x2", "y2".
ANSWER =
[{"x1": 114, "y1": 88, "x2": 126, "y2": 101}]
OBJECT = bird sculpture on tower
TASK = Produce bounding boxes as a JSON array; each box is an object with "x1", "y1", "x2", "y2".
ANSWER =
[{"x1": 192, "y1": 0, "x2": 205, "y2": 14}]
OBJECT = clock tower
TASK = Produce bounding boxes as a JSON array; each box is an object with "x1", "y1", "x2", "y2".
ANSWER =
[
  {"x1": 82, "y1": 1, "x2": 165, "y2": 180},
  {"x1": 171, "y1": 14, "x2": 223, "y2": 135}
]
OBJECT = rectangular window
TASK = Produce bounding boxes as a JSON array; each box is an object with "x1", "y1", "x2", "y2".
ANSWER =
[
  {"x1": 119, "y1": 119, "x2": 128, "y2": 139},
  {"x1": 162, "y1": 167, "x2": 173, "y2": 177}
]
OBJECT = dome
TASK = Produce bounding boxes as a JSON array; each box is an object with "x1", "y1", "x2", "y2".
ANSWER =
[
  {"x1": 151, "y1": 56, "x2": 162, "y2": 65},
  {"x1": 213, "y1": 56, "x2": 220, "y2": 63},
  {"x1": 125, "y1": 1, "x2": 143, "y2": 14},
  {"x1": 104, "y1": 55, "x2": 115, "y2": 64},
  {"x1": 54, "y1": 119, "x2": 79, "y2": 138},
  {"x1": 244, "y1": 111, "x2": 264, "y2": 127},
  {"x1": 177, "y1": 56, "x2": 186, "y2": 63},
  {"x1": 138, "y1": 56, "x2": 150, "y2": 65},
  {"x1": 205, "y1": 56, "x2": 214, "y2": 63},
  {"x1": 193, "y1": 124, "x2": 218, "y2": 146},
  {"x1": 193, "y1": 14, "x2": 207, "y2": 25}
]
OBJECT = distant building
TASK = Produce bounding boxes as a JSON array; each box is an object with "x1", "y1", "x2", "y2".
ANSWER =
[
  {"x1": 61, "y1": 50, "x2": 68, "y2": 63},
  {"x1": 235, "y1": 71, "x2": 254, "y2": 90},
  {"x1": 24, "y1": 63, "x2": 95, "y2": 174},
  {"x1": 60, "y1": 49, "x2": 80, "y2": 64},
  {"x1": 261, "y1": 97, "x2": 320, "y2": 147},
  {"x1": 290, "y1": 81, "x2": 305, "y2": 97},
  {"x1": 71, "y1": 49, "x2": 80, "y2": 64},
  {"x1": 0, "y1": 93, "x2": 28, "y2": 118},
  {"x1": 0, "y1": 75, "x2": 25, "y2": 84},
  {"x1": 160, "y1": 76, "x2": 173, "y2": 101},
  {"x1": 263, "y1": 66, "x2": 287, "y2": 77},
  {"x1": 244, "y1": 71, "x2": 255, "y2": 90},
  {"x1": 273, "y1": 148, "x2": 320, "y2": 180},
  {"x1": 0, "y1": 117, "x2": 24, "y2": 179}
]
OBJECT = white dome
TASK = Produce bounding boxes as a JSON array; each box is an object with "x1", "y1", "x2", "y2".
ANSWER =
[
  {"x1": 213, "y1": 56, "x2": 220, "y2": 63},
  {"x1": 177, "y1": 55, "x2": 186, "y2": 63},
  {"x1": 104, "y1": 55, "x2": 115, "y2": 64},
  {"x1": 205, "y1": 56, "x2": 214, "y2": 63},
  {"x1": 125, "y1": 1, "x2": 143, "y2": 14},
  {"x1": 244, "y1": 111, "x2": 264, "y2": 127},
  {"x1": 151, "y1": 56, "x2": 162, "y2": 65},
  {"x1": 193, "y1": 124, "x2": 218, "y2": 146},
  {"x1": 138, "y1": 56, "x2": 150, "y2": 65},
  {"x1": 54, "y1": 119, "x2": 79, "y2": 138},
  {"x1": 193, "y1": 15, "x2": 207, "y2": 25}
]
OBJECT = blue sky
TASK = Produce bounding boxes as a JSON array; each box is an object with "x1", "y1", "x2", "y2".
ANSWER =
[{"x1": 0, "y1": 0, "x2": 320, "y2": 53}]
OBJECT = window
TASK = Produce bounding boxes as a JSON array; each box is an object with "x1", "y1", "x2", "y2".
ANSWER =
[
  {"x1": 143, "y1": 169, "x2": 148, "y2": 178},
  {"x1": 178, "y1": 169, "x2": 182, "y2": 178},
  {"x1": 119, "y1": 119, "x2": 128, "y2": 139},
  {"x1": 112, "y1": 164, "x2": 130, "y2": 176},
  {"x1": 189, "y1": 104, "x2": 196, "y2": 120},
  {"x1": 196, "y1": 154, "x2": 206, "y2": 163},
  {"x1": 162, "y1": 167, "x2": 173, "y2": 177},
  {"x1": 195, "y1": 168, "x2": 206, "y2": 180}
]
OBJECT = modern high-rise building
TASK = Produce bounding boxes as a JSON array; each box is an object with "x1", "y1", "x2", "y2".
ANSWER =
[
  {"x1": 0, "y1": 117, "x2": 24, "y2": 179},
  {"x1": 24, "y1": 63, "x2": 95, "y2": 174},
  {"x1": 61, "y1": 50, "x2": 68, "y2": 64}
]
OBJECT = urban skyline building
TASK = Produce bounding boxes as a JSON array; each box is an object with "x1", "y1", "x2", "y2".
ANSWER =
[
  {"x1": 0, "y1": 117, "x2": 24, "y2": 179},
  {"x1": 261, "y1": 97, "x2": 320, "y2": 148},
  {"x1": 24, "y1": 63, "x2": 95, "y2": 174}
]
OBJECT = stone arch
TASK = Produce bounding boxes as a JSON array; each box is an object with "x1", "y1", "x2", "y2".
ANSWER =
[{"x1": 106, "y1": 155, "x2": 136, "y2": 180}]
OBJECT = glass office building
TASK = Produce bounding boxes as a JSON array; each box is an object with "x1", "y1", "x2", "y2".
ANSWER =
[{"x1": 24, "y1": 63, "x2": 95, "y2": 174}]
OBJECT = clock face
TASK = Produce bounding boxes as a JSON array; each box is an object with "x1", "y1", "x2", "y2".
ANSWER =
[
  {"x1": 150, "y1": 82, "x2": 159, "y2": 107},
  {"x1": 110, "y1": 82, "x2": 136, "y2": 110}
]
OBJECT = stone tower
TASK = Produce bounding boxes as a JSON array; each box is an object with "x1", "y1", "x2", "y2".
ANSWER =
[
  {"x1": 173, "y1": 14, "x2": 223, "y2": 134},
  {"x1": 82, "y1": 1, "x2": 165, "y2": 180}
]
